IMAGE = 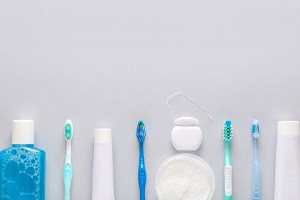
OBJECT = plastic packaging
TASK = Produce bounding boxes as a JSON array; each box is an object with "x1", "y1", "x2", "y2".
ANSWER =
[
  {"x1": 0, "y1": 120, "x2": 46, "y2": 200},
  {"x1": 92, "y1": 128, "x2": 115, "y2": 200},
  {"x1": 274, "y1": 121, "x2": 300, "y2": 200}
]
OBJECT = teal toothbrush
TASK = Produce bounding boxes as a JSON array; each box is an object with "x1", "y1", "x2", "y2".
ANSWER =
[
  {"x1": 136, "y1": 121, "x2": 147, "y2": 200},
  {"x1": 223, "y1": 120, "x2": 233, "y2": 200},
  {"x1": 64, "y1": 120, "x2": 73, "y2": 200}
]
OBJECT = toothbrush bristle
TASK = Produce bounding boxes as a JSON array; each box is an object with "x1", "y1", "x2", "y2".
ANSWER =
[
  {"x1": 223, "y1": 120, "x2": 232, "y2": 142},
  {"x1": 252, "y1": 120, "x2": 260, "y2": 138},
  {"x1": 136, "y1": 121, "x2": 146, "y2": 142},
  {"x1": 65, "y1": 120, "x2": 73, "y2": 140}
]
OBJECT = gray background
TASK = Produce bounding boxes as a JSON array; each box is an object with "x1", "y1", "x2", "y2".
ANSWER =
[{"x1": 0, "y1": 0, "x2": 299, "y2": 199}]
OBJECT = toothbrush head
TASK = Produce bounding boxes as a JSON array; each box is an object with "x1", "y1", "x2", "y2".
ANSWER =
[
  {"x1": 223, "y1": 120, "x2": 233, "y2": 143},
  {"x1": 136, "y1": 121, "x2": 146, "y2": 143},
  {"x1": 65, "y1": 119, "x2": 73, "y2": 141},
  {"x1": 252, "y1": 120, "x2": 260, "y2": 138}
]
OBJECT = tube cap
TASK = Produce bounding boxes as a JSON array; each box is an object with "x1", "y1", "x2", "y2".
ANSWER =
[
  {"x1": 12, "y1": 120, "x2": 34, "y2": 144},
  {"x1": 278, "y1": 121, "x2": 300, "y2": 136},
  {"x1": 94, "y1": 128, "x2": 112, "y2": 142}
]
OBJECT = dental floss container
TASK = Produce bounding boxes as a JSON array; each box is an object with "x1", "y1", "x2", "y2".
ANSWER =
[
  {"x1": 171, "y1": 117, "x2": 203, "y2": 151},
  {"x1": 156, "y1": 115, "x2": 215, "y2": 200},
  {"x1": 157, "y1": 92, "x2": 215, "y2": 200}
]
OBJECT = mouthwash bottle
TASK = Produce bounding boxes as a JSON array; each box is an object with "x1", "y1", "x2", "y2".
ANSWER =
[{"x1": 0, "y1": 120, "x2": 46, "y2": 200}]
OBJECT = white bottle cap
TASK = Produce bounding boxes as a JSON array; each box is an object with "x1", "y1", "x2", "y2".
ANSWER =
[
  {"x1": 95, "y1": 128, "x2": 112, "y2": 142},
  {"x1": 12, "y1": 120, "x2": 34, "y2": 144},
  {"x1": 278, "y1": 121, "x2": 300, "y2": 136}
]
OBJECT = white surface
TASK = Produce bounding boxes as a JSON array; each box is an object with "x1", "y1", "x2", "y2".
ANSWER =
[
  {"x1": 274, "y1": 121, "x2": 300, "y2": 200},
  {"x1": 0, "y1": 0, "x2": 300, "y2": 199},
  {"x1": 12, "y1": 120, "x2": 35, "y2": 144}
]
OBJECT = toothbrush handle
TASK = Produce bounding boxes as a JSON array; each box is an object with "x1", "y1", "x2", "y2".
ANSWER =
[
  {"x1": 252, "y1": 141, "x2": 261, "y2": 200},
  {"x1": 224, "y1": 164, "x2": 233, "y2": 200},
  {"x1": 224, "y1": 144, "x2": 232, "y2": 200},
  {"x1": 225, "y1": 195, "x2": 233, "y2": 200},
  {"x1": 138, "y1": 143, "x2": 146, "y2": 200},
  {"x1": 64, "y1": 163, "x2": 73, "y2": 200}
]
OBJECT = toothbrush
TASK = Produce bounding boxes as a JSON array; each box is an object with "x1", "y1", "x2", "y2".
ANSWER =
[
  {"x1": 64, "y1": 120, "x2": 73, "y2": 200},
  {"x1": 251, "y1": 120, "x2": 261, "y2": 200},
  {"x1": 223, "y1": 120, "x2": 233, "y2": 200},
  {"x1": 136, "y1": 121, "x2": 147, "y2": 200}
]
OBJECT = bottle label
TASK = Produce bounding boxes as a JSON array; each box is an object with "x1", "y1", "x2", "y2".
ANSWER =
[{"x1": 0, "y1": 146, "x2": 44, "y2": 200}]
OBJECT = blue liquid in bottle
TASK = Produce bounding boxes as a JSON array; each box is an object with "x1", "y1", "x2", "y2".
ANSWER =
[{"x1": 0, "y1": 120, "x2": 46, "y2": 200}]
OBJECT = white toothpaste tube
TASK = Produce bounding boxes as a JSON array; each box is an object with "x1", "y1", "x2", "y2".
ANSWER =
[
  {"x1": 274, "y1": 121, "x2": 300, "y2": 200},
  {"x1": 92, "y1": 128, "x2": 115, "y2": 200}
]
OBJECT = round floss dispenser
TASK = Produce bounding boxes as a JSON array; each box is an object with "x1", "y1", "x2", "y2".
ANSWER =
[
  {"x1": 171, "y1": 117, "x2": 203, "y2": 151},
  {"x1": 155, "y1": 154, "x2": 215, "y2": 200}
]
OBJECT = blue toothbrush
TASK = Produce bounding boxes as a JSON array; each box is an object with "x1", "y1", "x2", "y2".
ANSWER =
[
  {"x1": 64, "y1": 120, "x2": 73, "y2": 200},
  {"x1": 251, "y1": 120, "x2": 261, "y2": 200},
  {"x1": 136, "y1": 121, "x2": 147, "y2": 200}
]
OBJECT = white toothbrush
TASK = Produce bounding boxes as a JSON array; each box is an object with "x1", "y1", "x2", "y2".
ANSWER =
[{"x1": 64, "y1": 119, "x2": 73, "y2": 200}]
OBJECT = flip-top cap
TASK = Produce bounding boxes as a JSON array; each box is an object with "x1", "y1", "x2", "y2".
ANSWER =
[
  {"x1": 12, "y1": 120, "x2": 34, "y2": 144},
  {"x1": 94, "y1": 128, "x2": 112, "y2": 142},
  {"x1": 278, "y1": 121, "x2": 300, "y2": 136}
]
